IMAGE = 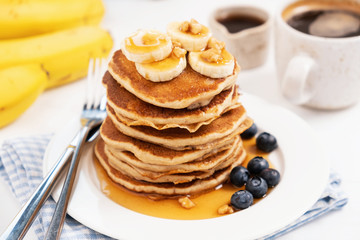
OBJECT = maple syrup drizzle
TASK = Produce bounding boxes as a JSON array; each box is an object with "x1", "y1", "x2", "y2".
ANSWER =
[
  {"x1": 93, "y1": 137, "x2": 274, "y2": 220},
  {"x1": 202, "y1": 49, "x2": 234, "y2": 66},
  {"x1": 181, "y1": 25, "x2": 210, "y2": 38},
  {"x1": 142, "y1": 53, "x2": 184, "y2": 71},
  {"x1": 125, "y1": 31, "x2": 169, "y2": 53}
]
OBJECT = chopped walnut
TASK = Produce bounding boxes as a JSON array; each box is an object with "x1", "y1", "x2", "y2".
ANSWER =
[
  {"x1": 180, "y1": 21, "x2": 190, "y2": 32},
  {"x1": 173, "y1": 47, "x2": 187, "y2": 58},
  {"x1": 208, "y1": 37, "x2": 225, "y2": 51},
  {"x1": 178, "y1": 196, "x2": 196, "y2": 209},
  {"x1": 142, "y1": 32, "x2": 165, "y2": 45},
  {"x1": 201, "y1": 48, "x2": 223, "y2": 63},
  {"x1": 179, "y1": 19, "x2": 203, "y2": 35},
  {"x1": 190, "y1": 24, "x2": 202, "y2": 35},
  {"x1": 190, "y1": 18, "x2": 199, "y2": 24},
  {"x1": 218, "y1": 204, "x2": 234, "y2": 215},
  {"x1": 172, "y1": 40, "x2": 182, "y2": 48}
]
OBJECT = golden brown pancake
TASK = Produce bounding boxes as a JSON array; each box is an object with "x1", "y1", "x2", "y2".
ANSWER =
[
  {"x1": 95, "y1": 138, "x2": 246, "y2": 197},
  {"x1": 103, "y1": 71, "x2": 241, "y2": 132},
  {"x1": 107, "y1": 104, "x2": 253, "y2": 150},
  {"x1": 106, "y1": 143, "x2": 244, "y2": 184},
  {"x1": 100, "y1": 117, "x2": 236, "y2": 165},
  {"x1": 106, "y1": 135, "x2": 241, "y2": 175},
  {"x1": 105, "y1": 135, "x2": 241, "y2": 173},
  {"x1": 108, "y1": 50, "x2": 240, "y2": 109},
  {"x1": 95, "y1": 33, "x2": 253, "y2": 198}
]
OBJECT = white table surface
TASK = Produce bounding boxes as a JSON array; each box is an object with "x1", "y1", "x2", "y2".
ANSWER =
[{"x1": 1, "y1": 0, "x2": 359, "y2": 239}]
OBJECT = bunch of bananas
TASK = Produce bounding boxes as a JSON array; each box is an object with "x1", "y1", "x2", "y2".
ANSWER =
[{"x1": 0, "y1": 0, "x2": 114, "y2": 128}]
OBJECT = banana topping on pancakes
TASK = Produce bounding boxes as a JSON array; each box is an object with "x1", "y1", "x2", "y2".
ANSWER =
[
  {"x1": 188, "y1": 37, "x2": 235, "y2": 78},
  {"x1": 135, "y1": 45, "x2": 187, "y2": 82},
  {"x1": 96, "y1": 19, "x2": 253, "y2": 203},
  {"x1": 118, "y1": 20, "x2": 235, "y2": 84},
  {"x1": 167, "y1": 19, "x2": 211, "y2": 51},
  {"x1": 121, "y1": 29, "x2": 172, "y2": 63}
]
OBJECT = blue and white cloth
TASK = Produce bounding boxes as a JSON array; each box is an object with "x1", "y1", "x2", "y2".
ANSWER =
[
  {"x1": 0, "y1": 135, "x2": 348, "y2": 240},
  {"x1": 0, "y1": 135, "x2": 113, "y2": 240}
]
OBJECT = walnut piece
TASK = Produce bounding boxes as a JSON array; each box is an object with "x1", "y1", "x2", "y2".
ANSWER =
[
  {"x1": 201, "y1": 48, "x2": 223, "y2": 63},
  {"x1": 190, "y1": 20, "x2": 202, "y2": 34},
  {"x1": 217, "y1": 204, "x2": 234, "y2": 215},
  {"x1": 178, "y1": 196, "x2": 196, "y2": 209},
  {"x1": 173, "y1": 47, "x2": 187, "y2": 58},
  {"x1": 180, "y1": 21, "x2": 190, "y2": 32},
  {"x1": 179, "y1": 19, "x2": 203, "y2": 35},
  {"x1": 172, "y1": 40, "x2": 182, "y2": 48},
  {"x1": 142, "y1": 32, "x2": 165, "y2": 45},
  {"x1": 208, "y1": 37, "x2": 225, "y2": 51},
  {"x1": 200, "y1": 37, "x2": 226, "y2": 63}
]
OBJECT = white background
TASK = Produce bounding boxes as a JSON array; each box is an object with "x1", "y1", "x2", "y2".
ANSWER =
[{"x1": 1, "y1": 0, "x2": 359, "y2": 239}]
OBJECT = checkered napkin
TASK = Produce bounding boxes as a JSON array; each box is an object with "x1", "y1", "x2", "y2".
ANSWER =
[
  {"x1": 0, "y1": 135, "x2": 348, "y2": 240},
  {"x1": 0, "y1": 134, "x2": 113, "y2": 240}
]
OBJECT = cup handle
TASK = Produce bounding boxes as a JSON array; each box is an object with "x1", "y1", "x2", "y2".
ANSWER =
[{"x1": 281, "y1": 55, "x2": 315, "y2": 104}]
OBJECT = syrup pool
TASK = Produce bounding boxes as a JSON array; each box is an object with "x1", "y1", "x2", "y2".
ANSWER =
[{"x1": 94, "y1": 137, "x2": 274, "y2": 220}]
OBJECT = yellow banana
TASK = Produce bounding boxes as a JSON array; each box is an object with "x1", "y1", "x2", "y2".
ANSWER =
[
  {"x1": 0, "y1": 0, "x2": 105, "y2": 39},
  {"x1": 188, "y1": 49, "x2": 235, "y2": 78},
  {"x1": 0, "y1": 64, "x2": 48, "y2": 128},
  {"x1": 0, "y1": 25, "x2": 113, "y2": 89},
  {"x1": 167, "y1": 20, "x2": 211, "y2": 52},
  {"x1": 121, "y1": 29, "x2": 173, "y2": 63}
]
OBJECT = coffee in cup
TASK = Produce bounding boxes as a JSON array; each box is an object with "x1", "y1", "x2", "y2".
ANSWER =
[
  {"x1": 209, "y1": 6, "x2": 271, "y2": 70},
  {"x1": 217, "y1": 14, "x2": 265, "y2": 34},
  {"x1": 284, "y1": 0, "x2": 360, "y2": 38},
  {"x1": 275, "y1": 0, "x2": 360, "y2": 109}
]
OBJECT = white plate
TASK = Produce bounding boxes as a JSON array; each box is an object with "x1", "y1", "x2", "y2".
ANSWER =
[{"x1": 43, "y1": 93, "x2": 329, "y2": 240}]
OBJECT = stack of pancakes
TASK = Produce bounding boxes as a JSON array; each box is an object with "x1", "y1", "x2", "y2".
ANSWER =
[{"x1": 95, "y1": 50, "x2": 253, "y2": 198}]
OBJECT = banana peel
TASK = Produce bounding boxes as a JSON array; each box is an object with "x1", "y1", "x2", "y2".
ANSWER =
[
  {"x1": 0, "y1": 25, "x2": 114, "y2": 89},
  {"x1": 0, "y1": 64, "x2": 48, "y2": 128},
  {"x1": 0, "y1": 0, "x2": 105, "y2": 39}
]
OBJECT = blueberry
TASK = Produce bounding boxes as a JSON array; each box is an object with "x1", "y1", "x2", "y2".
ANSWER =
[
  {"x1": 240, "y1": 123, "x2": 257, "y2": 139},
  {"x1": 245, "y1": 177, "x2": 268, "y2": 198},
  {"x1": 260, "y1": 168, "x2": 280, "y2": 187},
  {"x1": 256, "y1": 132, "x2": 278, "y2": 152},
  {"x1": 230, "y1": 166, "x2": 250, "y2": 187},
  {"x1": 231, "y1": 190, "x2": 253, "y2": 210},
  {"x1": 247, "y1": 156, "x2": 269, "y2": 175}
]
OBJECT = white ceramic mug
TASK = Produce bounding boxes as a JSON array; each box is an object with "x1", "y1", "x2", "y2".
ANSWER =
[
  {"x1": 209, "y1": 5, "x2": 271, "y2": 70},
  {"x1": 275, "y1": 0, "x2": 360, "y2": 109}
]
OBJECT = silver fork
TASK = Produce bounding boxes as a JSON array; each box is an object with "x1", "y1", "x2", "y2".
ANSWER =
[
  {"x1": 44, "y1": 58, "x2": 107, "y2": 240},
  {"x1": 0, "y1": 59, "x2": 107, "y2": 240}
]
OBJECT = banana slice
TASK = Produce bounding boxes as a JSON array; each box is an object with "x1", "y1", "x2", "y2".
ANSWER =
[
  {"x1": 167, "y1": 19, "x2": 211, "y2": 52},
  {"x1": 135, "y1": 48, "x2": 187, "y2": 82},
  {"x1": 121, "y1": 29, "x2": 172, "y2": 63},
  {"x1": 188, "y1": 49, "x2": 235, "y2": 78}
]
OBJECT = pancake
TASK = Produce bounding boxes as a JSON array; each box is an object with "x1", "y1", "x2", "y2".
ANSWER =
[
  {"x1": 94, "y1": 25, "x2": 257, "y2": 200},
  {"x1": 108, "y1": 50, "x2": 240, "y2": 109},
  {"x1": 103, "y1": 71, "x2": 240, "y2": 132},
  {"x1": 107, "y1": 104, "x2": 253, "y2": 150},
  {"x1": 95, "y1": 138, "x2": 246, "y2": 197},
  {"x1": 100, "y1": 117, "x2": 236, "y2": 165},
  {"x1": 105, "y1": 135, "x2": 241, "y2": 173},
  {"x1": 106, "y1": 141, "x2": 244, "y2": 184}
]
